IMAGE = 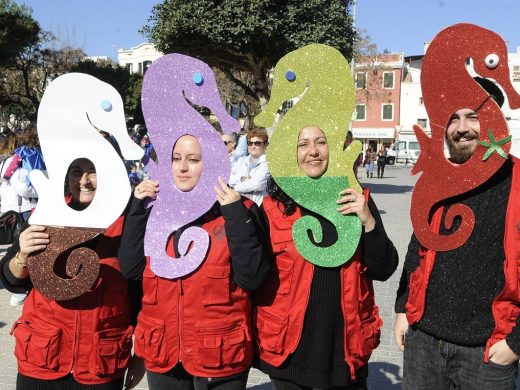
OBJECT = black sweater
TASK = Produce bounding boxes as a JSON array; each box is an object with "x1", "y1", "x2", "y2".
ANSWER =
[
  {"x1": 258, "y1": 196, "x2": 399, "y2": 388},
  {"x1": 117, "y1": 196, "x2": 269, "y2": 293},
  {"x1": 395, "y1": 160, "x2": 520, "y2": 353}
]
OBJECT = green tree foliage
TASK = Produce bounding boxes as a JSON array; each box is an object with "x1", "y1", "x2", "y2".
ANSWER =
[
  {"x1": 142, "y1": 0, "x2": 355, "y2": 115},
  {"x1": 0, "y1": 0, "x2": 40, "y2": 67},
  {"x1": 0, "y1": 28, "x2": 85, "y2": 128}
]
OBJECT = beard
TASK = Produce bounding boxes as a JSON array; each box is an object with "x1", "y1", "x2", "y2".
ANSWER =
[{"x1": 446, "y1": 133, "x2": 478, "y2": 164}]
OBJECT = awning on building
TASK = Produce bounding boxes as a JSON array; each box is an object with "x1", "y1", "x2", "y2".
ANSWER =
[{"x1": 352, "y1": 128, "x2": 395, "y2": 139}]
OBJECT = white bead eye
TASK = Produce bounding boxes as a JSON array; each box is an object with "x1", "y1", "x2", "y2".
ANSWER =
[{"x1": 485, "y1": 54, "x2": 499, "y2": 69}]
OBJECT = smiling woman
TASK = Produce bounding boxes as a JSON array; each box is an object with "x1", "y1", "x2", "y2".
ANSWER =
[
  {"x1": 296, "y1": 126, "x2": 329, "y2": 178},
  {"x1": 67, "y1": 158, "x2": 97, "y2": 208},
  {"x1": 255, "y1": 124, "x2": 399, "y2": 389}
]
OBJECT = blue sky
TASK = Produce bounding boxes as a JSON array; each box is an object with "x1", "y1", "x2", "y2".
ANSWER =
[{"x1": 20, "y1": 0, "x2": 520, "y2": 59}]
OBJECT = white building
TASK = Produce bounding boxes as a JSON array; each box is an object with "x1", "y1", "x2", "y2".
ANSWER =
[
  {"x1": 117, "y1": 43, "x2": 163, "y2": 74},
  {"x1": 85, "y1": 56, "x2": 109, "y2": 63},
  {"x1": 399, "y1": 55, "x2": 429, "y2": 139},
  {"x1": 507, "y1": 47, "x2": 520, "y2": 157}
]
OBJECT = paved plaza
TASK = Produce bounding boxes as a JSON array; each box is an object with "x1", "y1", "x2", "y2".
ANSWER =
[{"x1": 0, "y1": 164, "x2": 499, "y2": 390}]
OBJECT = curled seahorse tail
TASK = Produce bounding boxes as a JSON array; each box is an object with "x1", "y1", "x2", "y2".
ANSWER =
[
  {"x1": 412, "y1": 199, "x2": 475, "y2": 252},
  {"x1": 150, "y1": 226, "x2": 209, "y2": 279},
  {"x1": 28, "y1": 227, "x2": 102, "y2": 300},
  {"x1": 293, "y1": 214, "x2": 362, "y2": 268}
]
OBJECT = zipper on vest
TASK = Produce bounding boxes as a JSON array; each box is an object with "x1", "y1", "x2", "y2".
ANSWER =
[
  {"x1": 178, "y1": 279, "x2": 183, "y2": 362},
  {"x1": 72, "y1": 310, "x2": 81, "y2": 373}
]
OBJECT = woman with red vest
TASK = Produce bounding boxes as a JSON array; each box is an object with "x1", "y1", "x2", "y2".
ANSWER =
[
  {"x1": 118, "y1": 134, "x2": 269, "y2": 390},
  {"x1": 0, "y1": 158, "x2": 144, "y2": 390},
  {"x1": 255, "y1": 125, "x2": 398, "y2": 390}
]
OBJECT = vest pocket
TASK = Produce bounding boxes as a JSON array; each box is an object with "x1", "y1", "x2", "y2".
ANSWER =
[
  {"x1": 358, "y1": 316, "x2": 382, "y2": 357},
  {"x1": 195, "y1": 320, "x2": 247, "y2": 368},
  {"x1": 256, "y1": 308, "x2": 288, "y2": 355},
  {"x1": 11, "y1": 320, "x2": 61, "y2": 370},
  {"x1": 142, "y1": 266, "x2": 158, "y2": 305},
  {"x1": 202, "y1": 265, "x2": 231, "y2": 306},
  {"x1": 91, "y1": 326, "x2": 133, "y2": 376},
  {"x1": 274, "y1": 256, "x2": 294, "y2": 296},
  {"x1": 134, "y1": 313, "x2": 167, "y2": 366}
]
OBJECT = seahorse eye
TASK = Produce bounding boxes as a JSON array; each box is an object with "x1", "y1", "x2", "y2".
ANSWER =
[
  {"x1": 100, "y1": 99, "x2": 112, "y2": 112},
  {"x1": 484, "y1": 54, "x2": 499, "y2": 69},
  {"x1": 192, "y1": 72, "x2": 204, "y2": 86},
  {"x1": 285, "y1": 70, "x2": 296, "y2": 82}
]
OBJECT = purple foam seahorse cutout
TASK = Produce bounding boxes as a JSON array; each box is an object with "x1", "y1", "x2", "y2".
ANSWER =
[{"x1": 141, "y1": 54, "x2": 240, "y2": 278}]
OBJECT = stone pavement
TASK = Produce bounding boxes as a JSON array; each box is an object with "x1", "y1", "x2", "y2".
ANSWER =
[{"x1": 0, "y1": 164, "x2": 494, "y2": 390}]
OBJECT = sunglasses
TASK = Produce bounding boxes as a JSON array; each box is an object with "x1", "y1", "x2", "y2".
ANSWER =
[{"x1": 247, "y1": 141, "x2": 265, "y2": 147}]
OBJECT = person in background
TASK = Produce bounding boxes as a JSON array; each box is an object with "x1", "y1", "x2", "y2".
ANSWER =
[
  {"x1": 376, "y1": 145, "x2": 387, "y2": 179},
  {"x1": 0, "y1": 126, "x2": 45, "y2": 307},
  {"x1": 343, "y1": 131, "x2": 360, "y2": 179},
  {"x1": 233, "y1": 131, "x2": 249, "y2": 161},
  {"x1": 221, "y1": 132, "x2": 238, "y2": 162},
  {"x1": 364, "y1": 148, "x2": 376, "y2": 179},
  {"x1": 229, "y1": 128, "x2": 270, "y2": 206}
]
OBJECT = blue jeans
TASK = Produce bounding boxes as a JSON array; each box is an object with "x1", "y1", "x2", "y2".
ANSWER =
[{"x1": 403, "y1": 326, "x2": 518, "y2": 390}]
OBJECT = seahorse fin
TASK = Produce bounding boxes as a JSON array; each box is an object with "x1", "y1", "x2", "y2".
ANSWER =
[
  {"x1": 28, "y1": 169, "x2": 49, "y2": 194},
  {"x1": 411, "y1": 124, "x2": 431, "y2": 175}
]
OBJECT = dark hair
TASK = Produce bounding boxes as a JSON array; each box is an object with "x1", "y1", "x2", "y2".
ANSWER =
[
  {"x1": 17, "y1": 124, "x2": 40, "y2": 149},
  {"x1": 266, "y1": 176, "x2": 297, "y2": 216}
]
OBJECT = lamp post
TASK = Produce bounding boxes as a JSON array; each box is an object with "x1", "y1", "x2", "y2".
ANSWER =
[{"x1": 350, "y1": 0, "x2": 357, "y2": 75}]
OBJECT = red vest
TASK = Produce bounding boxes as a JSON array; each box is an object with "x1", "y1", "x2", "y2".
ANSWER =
[
  {"x1": 10, "y1": 216, "x2": 133, "y2": 384},
  {"x1": 406, "y1": 157, "x2": 520, "y2": 361},
  {"x1": 134, "y1": 201, "x2": 254, "y2": 377},
  {"x1": 256, "y1": 195, "x2": 382, "y2": 379}
]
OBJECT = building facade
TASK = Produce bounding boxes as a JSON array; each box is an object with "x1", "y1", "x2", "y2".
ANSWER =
[
  {"x1": 352, "y1": 53, "x2": 404, "y2": 153},
  {"x1": 117, "y1": 43, "x2": 163, "y2": 74}
]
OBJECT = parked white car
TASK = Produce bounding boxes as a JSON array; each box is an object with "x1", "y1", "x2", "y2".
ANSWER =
[{"x1": 386, "y1": 140, "x2": 421, "y2": 164}]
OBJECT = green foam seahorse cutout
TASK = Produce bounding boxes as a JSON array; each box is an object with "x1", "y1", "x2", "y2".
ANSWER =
[{"x1": 255, "y1": 43, "x2": 362, "y2": 267}]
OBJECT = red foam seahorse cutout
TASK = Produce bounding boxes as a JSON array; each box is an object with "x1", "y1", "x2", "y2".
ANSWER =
[{"x1": 411, "y1": 23, "x2": 520, "y2": 251}]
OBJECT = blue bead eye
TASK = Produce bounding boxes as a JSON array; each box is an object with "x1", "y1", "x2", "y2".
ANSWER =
[
  {"x1": 285, "y1": 70, "x2": 296, "y2": 82},
  {"x1": 192, "y1": 72, "x2": 204, "y2": 86},
  {"x1": 100, "y1": 99, "x2": 112, "y2": 112}
]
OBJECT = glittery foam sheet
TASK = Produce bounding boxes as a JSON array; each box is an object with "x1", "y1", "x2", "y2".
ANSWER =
[
  {"x1": 141, "y1": 54, "x2": 240, "y2": 278},
  {"x1": 410, "y1": 23, "x2": 520, "y2": 251},
  {"x1": 28, "y1": 226, "x2": 104, "y2": 301},
  {"x1": 255, "y1": 43, "x2": 362, "y2": 267},
  {"x1": 29, "y1": 73, "x2": 143, "y2": 228}
]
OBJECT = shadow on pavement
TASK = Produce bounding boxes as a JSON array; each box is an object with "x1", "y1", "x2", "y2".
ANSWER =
[
  {"x1": 248, "y1": 384, "x2": 273, "y2": 390},
  {"x1": 362, "y1": 183, "x2": 415, "y2": 194},
  {"x1": 368, "y1": 362, "x2": 402, "y2": 389},
  {"x1": 0, "y1": 321, "x2": 6, "y2": 329}
]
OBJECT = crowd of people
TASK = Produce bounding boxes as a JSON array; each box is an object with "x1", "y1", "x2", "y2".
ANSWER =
[{"x1": 1, "y1": 75, "x2": 519, "y2": 390}]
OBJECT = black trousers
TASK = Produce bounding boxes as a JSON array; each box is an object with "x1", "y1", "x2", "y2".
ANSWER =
[
  {"x1": 146, "y1": 365, "x2": 249, "y2": 390},
  {"x1": 270, "y1": 376, "x2": 367, "y2": 390},
  {"x1": 377, "y1": 163, "x2": 385, "y2": 178},
  {"x1": 16, "y1": 374, "x2": 123, "y2": 390}
]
